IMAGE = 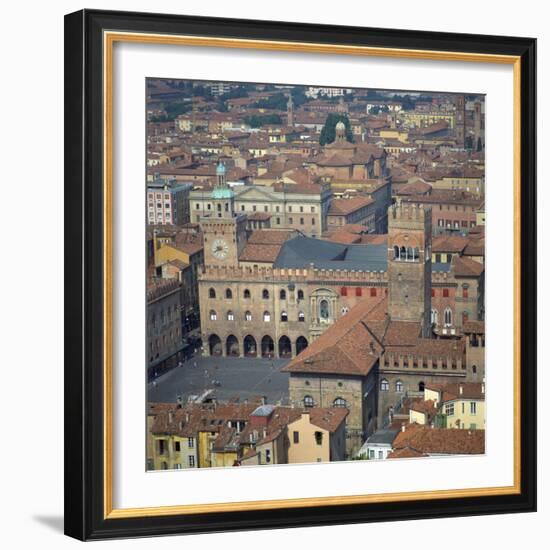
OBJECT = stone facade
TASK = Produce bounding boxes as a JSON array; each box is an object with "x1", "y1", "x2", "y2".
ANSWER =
[
  {"x1": 198, "y1": 264, "x2": 390, "y2": 358},
  {"x1": 146, "y1": 279, "x2": 185, "y2": 378},
  {"x1": 388, "y1": 203, "x2": 432, "y2": 336},
  {"x1": 191, "y1": 183, "x2": 331, "y2": 238}
]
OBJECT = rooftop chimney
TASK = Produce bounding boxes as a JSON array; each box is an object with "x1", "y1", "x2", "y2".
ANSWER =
[
  {"x1": 401, "y1": 423, "x2": 406, "y2": 433},
  {"x1": 459, "y1": 384, "x2": 464, "y2": 395}
]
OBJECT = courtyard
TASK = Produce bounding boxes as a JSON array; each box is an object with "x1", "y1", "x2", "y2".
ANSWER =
[{"x1": 147, "y1": 354, "x2": 291, "y2": 405}]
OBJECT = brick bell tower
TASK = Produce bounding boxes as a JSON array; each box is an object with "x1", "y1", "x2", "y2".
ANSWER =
[{"x1": 387, "y1": 203, "x2": 432, "y2": 336}]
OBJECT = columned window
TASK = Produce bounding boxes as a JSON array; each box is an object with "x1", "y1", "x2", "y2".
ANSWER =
[{"x1": 444, "y1": 308, "x2": 453, "y2": 326}]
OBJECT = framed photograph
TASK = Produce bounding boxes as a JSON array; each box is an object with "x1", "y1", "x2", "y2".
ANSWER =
[{"x1": 64, "y1": 9, "x2": 536, "y2": 540}]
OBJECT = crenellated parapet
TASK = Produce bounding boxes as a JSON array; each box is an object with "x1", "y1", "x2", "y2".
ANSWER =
[
  {"x1": 382, "y1": 340, "x2": 465, "y2": 372},
  {"x1": 199, "y1": 263, "x2": 390, "y2": 284}
]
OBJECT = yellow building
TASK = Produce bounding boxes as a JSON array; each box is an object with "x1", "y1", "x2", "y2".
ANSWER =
[
  {"x1": 149, "y1": 406, "x2": 199, "y2": 470},
  {"x1": 408, "y1": 399, "x2": 438, "y2": 426},
  {"x1": 401, "y1": 111, "x2": 455, "y2": 129},
  {"x1": 287, "y1": 409, "x2": 347, "y2": 464},
  {"x1": 425, "y1": 382, "x2": 485, "y2": 430},
  {"x1": 153, "y1": 231, "x2": 203, "y2": 269},
  {"x1": 432, "y1": 175, "x2": 484, "y2": 197},
  {"x1": 379, "y1": 129, "x2": 409, "y2": 143}
]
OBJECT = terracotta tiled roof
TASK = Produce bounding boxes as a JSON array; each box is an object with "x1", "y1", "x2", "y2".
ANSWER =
[
  {"x1": 272, "y1": 182, "x2": 325, "y2": 195},
  {"x1": 432, "y1": 235, "x2": 469, "y2": 254},
  {"x1": 239, "y1": 243, "x2": 282, "y2": 263},
  {"x1": 282, "y1": 298, "x2": 386, "y2": 376},
  {"x1": 324, "y1": 231, "x2": 361, "y2": 244},
  {"x1": 463, "y1": 239, "x2": 485, "y2": 257},
  {"x1": 289, "y1": 408, "x2": 348, "y2": 433},
  {"x1": 315, "y1": 153, "x2": 353, "y2": 167},
  {"x1": 173, "y1": 232, "x2": 204, "y2": 256},
  {"x1": 328, "y1": 197, "x2": 374, "y2": 215},
  {"x1": 396, "y1": 180, "x2": 433, "y2": 196},
  {"x1": 387, "y1": 447, "x2": 428, "y2": 459},
  {"x1": 382, "y1": 321, "x2": 422, "y2": 346},
  {"x1": 391, "y1": 424, "x2": 485, "y2": 455},
  {"x1": 426, "y1": 382, "x2": 485, "y2": 402},
  {"x1": 409, "y1": 398, "x2": 438, "y2": 415},
  {"x1": 453, "y1": 255, "x2": 485, "y2": 277},
  {"x1": 247, "y1": 229, "x2": 297, "y2": 245}
]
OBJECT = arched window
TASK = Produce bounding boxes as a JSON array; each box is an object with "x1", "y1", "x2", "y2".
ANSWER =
[
  {"x1": 333, "y1": 397, "x2": 347, "y2": 408},
  {"x1": 225, "y1": 288, "x2": 232, "y2": 299},
  {"x1": 407, "y1": 246, "x2": 413, "y2": 261},
  {"x1": 444, "y1": 308, "x2": 453, "y2": 327},
  {"x1": 394, "y1": 245, "x2": 399, "y2": 259},
  {"x1": 319, "y1": 299, "x2": 329, "y2": 320},
  {"x1": 472, "y1": 365, "x2": 477, "y2": 374},
  {"x1": 244, "y1": 311, "x2": 252, "y2": 322},
  {"x1": 419, "y1": 381, "x2": 425, "y2": 392},
  {"x1": 340, "y1": 306, "x2": 349, "y2": 315},
  {"x1": 280, "y1": 311, "x2": 288, "y2": 322},
  {"x1": 380, "y1": 379, "x2": 389, "y2": 391},
  {"x1": 400, "y1": 246, "x2": 406, "y2": 260},
  {"x1": 262, "y1": 289, "x2": 269, "y2": 299},
  {"x1": 304, "y1": 395, "x2": 314, "y2": 408},
  {"x1": 431, "y1": 309, "x2": 438, "y2": 325},
  {"x1": 413, "y1": 247, "x2": 419, "y2": 260},
  {"x1": 208, "y1": 288, "x2": 216, "y2": 299},
  {"x1": 226, "y1": 310, "x2": 234, "y2": 321},
  {"x1": 263, "y1": 311, "x2": 271, "y2": 322},
  {"x1": 297, "y1": 289, "x2": 304, "y2": 300},
  {"x1": 396, "y1": 380, "x2": 404, "y2": 393},
  {"x1": 209, "y1": 310, "x2": 217, "y2": 321},
  {"x1": 280, "y1": 289, "x2": 286, "y2": 300},
  {"x1": 298, "y1": 311, "x2": 305, "y2": 322},
  {"x1": 243, "y1": 289, "x2": 251, "y2": 299}
]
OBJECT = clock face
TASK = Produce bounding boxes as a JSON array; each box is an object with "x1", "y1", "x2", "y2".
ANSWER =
[{"x1": 211, "y1": 238, "x2": 229, "y2": 260}]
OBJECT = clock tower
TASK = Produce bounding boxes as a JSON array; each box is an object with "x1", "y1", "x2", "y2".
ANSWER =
[{"x1": 200, "y1": 162, "x2": 247, "y2": 267}]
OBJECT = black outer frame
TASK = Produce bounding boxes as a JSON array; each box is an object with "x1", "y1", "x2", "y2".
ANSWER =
[{"x1": 64, "y1": 9, "x2": 537, "y2": 541}]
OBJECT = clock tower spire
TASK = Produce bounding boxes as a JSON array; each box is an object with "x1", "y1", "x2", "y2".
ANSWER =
[{"x1": 199, "y1": 161, "x2": 248, "y2": 266}]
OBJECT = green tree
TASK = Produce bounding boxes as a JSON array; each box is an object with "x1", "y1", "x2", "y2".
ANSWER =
[
  {"x1": 243, "y1": 114, "x2": 282, "y2": 128},
  {"x1": 253, "y1": 93, "x2": 288, "y2": 110},
  {"x1": 319, "y1": 114, "x2": 354, "y2": 146},
  {"x1": 291, "y1": 87, "x2": 308, "y2": 108}
]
